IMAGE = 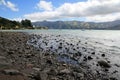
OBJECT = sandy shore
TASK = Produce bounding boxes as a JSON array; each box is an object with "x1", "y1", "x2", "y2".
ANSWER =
[{"x1": 0, "y1": 32, "x2": 118, "y2": 80}]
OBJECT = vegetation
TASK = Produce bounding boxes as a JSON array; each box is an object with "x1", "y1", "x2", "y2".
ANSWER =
[
  {"x1": 21, "y1": 19, "x2": 33, "y2": 29},
  {"x1": 0, "y1": 17, "x2": 33, "y2": 29}
]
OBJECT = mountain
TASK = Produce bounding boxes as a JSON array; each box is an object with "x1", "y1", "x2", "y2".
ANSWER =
[
  {"x1": 32, "y1": 20, "x2": 120, "y2": 29},
  {"x1": 1, "y1": 16, "x2": 120, "y2": 30}
]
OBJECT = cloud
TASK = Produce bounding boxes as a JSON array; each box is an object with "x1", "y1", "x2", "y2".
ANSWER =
[
  {"x1": 36, "y1": 0, "x2": 53, "y2": 11},
  {"x1": 6, "y1": 1, "x2": 19, "y2": 11},
  {"x1": 24, "y1": 11, "x2": 62, "y2": 22},
  {"x1": 0, "y1": 0, "x2": 6, "y2": 5},
  {"x1": 22, "y1": 0, "x2": 120, "y2": 22},
  {"x1": 0, "y1": 0, "x2": 19, "y2": 11},
  {"x1": 86, "y1": 13, "x2": 120, "y2": 22},
  {"x1": 12, "y1": 17, "x2": 23, "y2": 22}
]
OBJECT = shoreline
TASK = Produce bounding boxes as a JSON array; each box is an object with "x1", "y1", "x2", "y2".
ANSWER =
[{"x1": 0, "y1": 32, "x2": 118, "y2": 80}]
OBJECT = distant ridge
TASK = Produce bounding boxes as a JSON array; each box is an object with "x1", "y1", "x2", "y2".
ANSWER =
[
  {"x1": 1, "y1": 16, "x2": 120, "y2": 30},
  {"x1": 32, "y1": 20, "x2": 120, "y2": 29}
]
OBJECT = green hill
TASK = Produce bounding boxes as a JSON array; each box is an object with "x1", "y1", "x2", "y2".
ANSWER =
[{"x1": 0, "y1": 17, "x2": 33, "y2": 29}]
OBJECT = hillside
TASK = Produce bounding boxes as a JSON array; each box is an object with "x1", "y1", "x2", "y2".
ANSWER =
[
  {"x1": 0, "y1": 17, "x2": 33, "y2": 29},
  {"x1": 1, "y1": 16, "x2": 120, "y2": 30},
  {"x1": 32, "y1": 20, "x2": 120, "y2": 29}
]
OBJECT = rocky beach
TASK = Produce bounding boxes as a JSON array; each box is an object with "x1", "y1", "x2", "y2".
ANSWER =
[{"x1": 0, "y1": 32, "x2": 119, "y2": 80}]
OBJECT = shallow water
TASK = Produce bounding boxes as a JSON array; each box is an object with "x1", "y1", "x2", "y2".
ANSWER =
[
  {"x1": 1, "y1": 29, "x2": 120, "y2": 79},
  {"x1": 2, "y1": 29, "x2": 120, "y2": 48}
]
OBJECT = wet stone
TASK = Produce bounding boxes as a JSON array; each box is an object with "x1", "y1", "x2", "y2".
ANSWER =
[
  {"x1": 46, "y1": 59, "x2": 52, "y2": 65},
  {"x1": 2, "y1": 69, "x2": 21, "y2": 75},
  {"x1": 91, "y1": 52, "x2": 95, "y2": 55},
  {"x1": 101, "y1": 54, "x2": 105, "y2": 57},
  {"x1": 7, "y1": 51, "x2": 14, "y2": 55},
  {"x1": 98, "y1": 60, "x2": 111, "y2": 68},
  {"x1": 88, "y1": 56, "x2": 93, "y2": 60},
  {"x1": 114, "y1": 64, "x2": 120, "y2": 67},
  {"x1": 59, "y1": 69, "x2": 71, "y2": 74}
]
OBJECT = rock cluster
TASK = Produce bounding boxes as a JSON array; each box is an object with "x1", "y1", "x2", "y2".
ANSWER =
[{"x1": 0, "y1": 32, "x2": 118, "y2": 80}]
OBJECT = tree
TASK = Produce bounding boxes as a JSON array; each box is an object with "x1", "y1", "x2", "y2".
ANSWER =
[{"x1": 21, "y1": 19, "x2": 33, "y2": 29}]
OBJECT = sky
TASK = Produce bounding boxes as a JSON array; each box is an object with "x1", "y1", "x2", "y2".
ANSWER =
[{"x1": 0, "y1": 0, "x2": 120, "y2": 22}]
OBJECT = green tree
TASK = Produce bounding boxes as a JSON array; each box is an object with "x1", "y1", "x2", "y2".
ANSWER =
[{"x1": 21, "y1": 19, "x2": 33, "y2": 29}]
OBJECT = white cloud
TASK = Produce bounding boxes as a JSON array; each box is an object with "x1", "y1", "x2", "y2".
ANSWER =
[
  {"x1": 6, "y1": 1, "x2": 19, "y2": 11},
  {"x1": 22, "y1": 0, "x2": 120, "y2": 22},
  {"x1": 0, "y1": 0, "x2": 6, "y2": 5},
  {"x1": 86, "y1": 13, "x2": 120, "y2": 22},
  {"x1": 24, "y1": 11, "x2": 62, "y2": 22},
  {"x1": 13, "y1": 17, "x2": 23, "y2": 22},
  {"x1": 36, "y1": 0, "x2": 53, "y2": 11},
  {"x1": 0, "y1": 0, "x2": 19, "y2": 11}
]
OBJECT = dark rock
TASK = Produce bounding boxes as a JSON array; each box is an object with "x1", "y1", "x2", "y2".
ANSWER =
[
  {"x1": 59, "y1": 42, "x2": 62, "y2": 45},
  {"x1": 112, "y1": 70, "x2": 118, "y2": 74},
  {"x1": 83, "y1": 56, "x2": 87, "y2": 61},
  {"x1": 78, "y1": 41, "x2": 81, "y2": 43},
  {"x1": 70, "y1": 43, "x2": 73, "y2": 46},
  {"x1": 58, "y1": 46, "x2": 62, "y2": 49},
  {"x1": 46, "y1": 59, "x2": 52, "y2": 65},
  {"x1": 104, "y1": 68, "x2": 109, "y2": 72},
  {"x1": 82, "y1": 47, "x2": 85, "y2": 49},
  {"x1": 103, "y1": 78, "x2": 109, "y2": 80},
  {"x1": 7, "y1": 51, "x2": 14, "y2": 55},
  {"x1": 98, "y1": 60, "x2": 111, "y2": 68},
  {"x1": 110, "y1": 77, "x2": 118, "y2": 80},
  {"x1": 72, "y1": 48, "x2": 75, "y2": 51},
  {"x1": 44, "y1": 53, "x2": 50, "y2": 56},
  {"x1": 50, "y1": 46, "x2": 53, "y2": 49},
  {"x1": 74, "y1": 52, "x2": 81, "y2": 57},
  {"x1": 78, "y1": 52, "x2": 82, "y2": 56},
  {"x1": 101, "y1": 54, "x2": 105, "y2": 57},
  {"x1": 107, "y1": 61, "x2": 111, "y2": 63},
  {"x1": 114, "y1": 64, "x2": 120, "y2": 67},
  {"x1": 91, "y1": 52, "x2": 95, "y2": 55},
  {"x1": 87, "y1": 56, "x2": 93, "y2": 60}
]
